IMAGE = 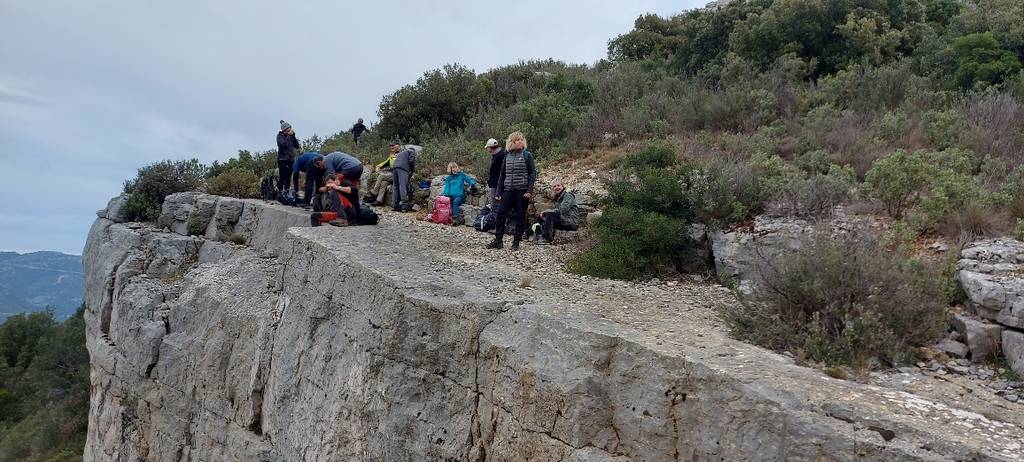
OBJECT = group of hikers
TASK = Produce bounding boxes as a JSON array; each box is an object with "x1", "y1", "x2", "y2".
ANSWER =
[{"x1": 275, "y1": 120, "x2": 581, "y2": 250}]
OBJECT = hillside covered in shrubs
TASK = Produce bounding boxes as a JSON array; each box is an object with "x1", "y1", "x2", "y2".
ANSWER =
[{"x1": 118, "y1": 0, "x2": 1024, "y2": 367}]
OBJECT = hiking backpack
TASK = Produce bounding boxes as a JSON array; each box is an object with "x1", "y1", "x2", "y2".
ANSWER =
[
  {"x1": 474, "y1": 206, "x2": 495, "y2": 232},
  {"x1": 277, "y1": 190, "x2": 298, "y2": 206},
  {"x1": 358, "y1": 206, "x2": 380, "y2": 225},
  {"x1": 431, "y1": 196, "x2": 452, "y2": 225},
  {"x1": 260, "y1": 176, "x2": 277, "y2": 200}
]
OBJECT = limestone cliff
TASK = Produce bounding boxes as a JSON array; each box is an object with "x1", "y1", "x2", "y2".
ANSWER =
[{"x1": 82, "y1": 193, "x2": 1023, "y2": 461}]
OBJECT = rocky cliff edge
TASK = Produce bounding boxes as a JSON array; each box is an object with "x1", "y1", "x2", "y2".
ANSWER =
[{"x1": 81, "y1": 193, "x2": 1024, "y2": 461}]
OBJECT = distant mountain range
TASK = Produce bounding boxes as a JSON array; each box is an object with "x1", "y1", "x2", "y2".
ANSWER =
[{"x1": 0, "y1": 251, "x2": 83, "y2": 321}]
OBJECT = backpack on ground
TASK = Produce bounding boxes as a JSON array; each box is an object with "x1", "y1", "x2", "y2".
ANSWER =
[
  {"x1": 474, "y1": 206, "x2": 495, "y2": 232},
  {"x1": 260, "y1": 176, "x2": 277, "y2": 200},
  {"x1": 277, "y1": 190, "x2": 297, "y2": 206},
  {"x1": 358, "y1": 205, "x2": 379, "y2": 225},
  {"x1": 431, "y1": 195, "x2": 452, "y2": 225}
]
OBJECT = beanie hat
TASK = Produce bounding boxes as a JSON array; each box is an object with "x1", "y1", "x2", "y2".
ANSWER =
[{"x1": 280, "y1": 120, "x2": 292, "y2": 131}]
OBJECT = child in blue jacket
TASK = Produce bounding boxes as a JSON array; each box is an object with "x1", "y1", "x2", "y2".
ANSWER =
[{"x1": 441, "y1": 162, "x2": 476, "y2": 219}]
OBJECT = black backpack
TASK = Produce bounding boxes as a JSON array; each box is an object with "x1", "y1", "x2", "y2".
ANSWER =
[
  {"x1": 474, "y1": 206, "x2": 495, "y2": 232},
  {"x1": 277, "y1": 190, "x2": 297, "y2": 206},
  {"x1": 260, "y1": 176, "x2": 277, "y2": 200},
  {"x1": 358, "y1": 205, "x2": 379, "y2": 225}
]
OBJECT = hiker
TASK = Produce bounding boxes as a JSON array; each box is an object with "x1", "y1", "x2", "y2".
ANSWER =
[
  {"x1": 484, "y1": 138, "x2": 506, "y2": 209},
  {"x1": 367, "y1": 144, "x2": 399, "y2": 206},
  {"x1": 323, "y1": 151, "x2": 365, "y2": 184},
  {"x1": 534, "y1": 184, "x2": 580, "y2": 244},
  {"x1": 277, "y1": 120, "x2": 300, "y2": 192},
  {"x1": 391, "y1": 141, "x2": 417, "y2": 212},
  {"x1": 292, "y1": 152, "x2": 325, "y2": 206},
  {"x1": 441, "y1": 162, "x2": 477, "y2": 220},
  {"x1": 486, "y1": 131, "x2": 536, "y2": 250},
  {"x1": 311, "y1": 174, "x2": 359, "y2": 226},
  {"x1": 351, "y1": 118, "x2": 368, "y2": 144}
]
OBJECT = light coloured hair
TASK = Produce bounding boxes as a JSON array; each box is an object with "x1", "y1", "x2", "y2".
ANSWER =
[
  {"x1": 505, "y1": 131, "x2": 527, "y2": 151},
  {"x1": 447, "y1": 162, "x2": 459, "y2": 173}
]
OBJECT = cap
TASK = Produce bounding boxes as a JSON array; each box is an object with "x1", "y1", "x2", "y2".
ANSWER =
[
  {"x1": 389, "y1": 140, "x2": 400, "y2": 146},
  {"x1": 484, "y1": 138, "x2": 499, "y2": 148}
]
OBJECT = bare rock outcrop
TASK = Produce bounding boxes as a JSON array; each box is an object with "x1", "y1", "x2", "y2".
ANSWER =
[{"x1": 81, "y1": 194, "x2": 1024, "y2": 461}]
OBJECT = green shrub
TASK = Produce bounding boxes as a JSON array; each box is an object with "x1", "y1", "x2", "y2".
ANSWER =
[
  {"x1": 566, "y1": 206, "x2": 691, "y2": 280},
  {"x1": 119, "y1": 193, "x2": 162, "y2": 222},
  {"x1": 723, "y1": 235, "x2": 948, "y2": 367},
  {"x1": 952, "y1": 32, "x2": 1023, "y2": 90},
  {"x1": 922, "y1": 110, "x2": 966, "y2": 149},
  {"x1": 186, "y1": 212, "x2": 204, "y2": 236},
  {"x1": 617, "y1": 143, "x2": 677, "y2": 171},
  {"x1": 794, "y1": 149, "x2": 832, "y2": 175},
  {"x1": 206, "y1": 168, "x2": 260, "y2": 199},
  {"x1": 864, "y1": 150, "x2": 933, "y2": 218},
  {"x1": 771, "y1": 165, "x2": 855, "y2": 218}
]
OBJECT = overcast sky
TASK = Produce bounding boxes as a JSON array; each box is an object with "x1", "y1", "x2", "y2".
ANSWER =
[{"x1": 0, "y1": 0, "x2": 702, "y2": 255}]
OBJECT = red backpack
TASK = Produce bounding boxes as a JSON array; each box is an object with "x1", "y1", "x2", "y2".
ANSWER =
[{"x1": 431, "y1": 196, "x2": 452, "y2": 225}]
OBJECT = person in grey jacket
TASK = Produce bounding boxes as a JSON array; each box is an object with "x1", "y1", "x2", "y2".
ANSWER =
[
  {"x1": 390, "y1": 141, "x2": 417, "y2": 212},
  {"x1": 322, "y1": 151, "x2": 364, "y2": 183},
  {"x1": 487, "y1": 131, "x2": 536, "y2": 250},
  {"x1": 536, "y1": 184, "x2": 580, "y2": 245}
]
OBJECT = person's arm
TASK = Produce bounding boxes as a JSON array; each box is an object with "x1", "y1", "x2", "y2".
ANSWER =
[
  {"x1": 557, "y1": 192, "x2": 576, "y2": 215},
  {"x1": 291, "y1": 134, "x2": 301, "y2": 150},
  {"x1": 496, "y1": 161, "x2": 506, "y2": 198},
  {"x1": 525, "y1": 151, "x2": 537, "y2": 194}
]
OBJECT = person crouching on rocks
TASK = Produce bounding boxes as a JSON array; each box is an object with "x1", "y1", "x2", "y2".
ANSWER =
[
  {"x1": 310, "y1": 174, "x2": 359, "y2": 227},
  {"x1": 441, "y1": 162, "x2": 476, "y2": 222},
  {"x1": 486, "y1": 131, "x2": 536, "y2": 251},
  {"x1": 534, "y1": 184, "x2": 580, "y2": 245}
]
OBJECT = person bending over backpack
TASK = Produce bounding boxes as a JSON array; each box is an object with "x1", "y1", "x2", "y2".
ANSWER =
[
  {"x1": 292, "y1": 152, "x2": 324, "y2": 205},
  {"x1": 535, "y1": 184, "x2": 580, "y2": 245},
  {"x1": 441, "y1": 162, "x2": 477, "y2": 220},
  {"x1": 390, "y1": 142, "x2": 417, "y2": 212},
  {"x1": 486, "y1": 131, "x2": 536, "y2": 251}
]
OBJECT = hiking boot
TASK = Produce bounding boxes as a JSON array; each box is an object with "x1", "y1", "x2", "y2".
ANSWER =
[
  {"x1": 372, "y1": 201, "x2": 384, "y2": 206},
  {"x1": 537, "y1": 237, "x2": 552, "y2": 245},
  {"x1": 531, "y1": 233, "x2": 540, "y2": 242},
  {"x1": 328, "y1": 218, "x2": 348, "y2": 227},
  {"x1": 510, "y1": 241, "x2": 520, "y2": 251},
  {"x1": 485, "y1": 240, "x2": 503, "y2": 250}
]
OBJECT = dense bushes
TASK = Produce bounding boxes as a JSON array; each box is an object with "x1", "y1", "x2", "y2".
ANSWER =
[
  {"x1": 568, "y1": 145, "x2": 694, "y2": 280},
  {"x1": 0, "y1": 309, "x2": 89, "y2": 461},
  {"x1": 206, "y1": 168, "x2": 260, "y2": 198},
  {"x1": 121, "y1": 159, "x2": 206, "y2": 222},
  {"x1": 723, "y1": 235, "x2": 948, "y2": 367}
]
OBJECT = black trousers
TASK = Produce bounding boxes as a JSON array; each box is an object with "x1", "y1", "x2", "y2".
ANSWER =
[
  {"x1": 277, "y1": 160, "x2": 292, "y2": 191},
  {"x1": 327, "y1": 188, "x2": 361, "y2": 223},
  {"x1": 493, "y1": 189, "x2": 528, "y2": 242},
  {"x1": 300, "y1": 169, "x2": 325, "y2": 205},
  {"x1": 541, "y1": 211, "x2": 577, "y2": 240}
]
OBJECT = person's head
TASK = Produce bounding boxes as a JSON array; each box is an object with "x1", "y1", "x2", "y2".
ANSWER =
[
  {"x1": 325, "y1": 173, "x2": 338, "y2": 183},
  {"x1": 484, "y1": 138, "x2": 500, "y2": 154},
  {"x1": 447, "y1": 162, "x2": 460, "y2": 174},
  {"x1": 550, "y1": 183, "x2": 564, "y2": 199},
  {"x1": 313, "y1": 157, "x2": 325, "y2": 169},
  {"x1": 389, "y1": 141, "x2": 401, "y2": 154},
  {"x1": 280, "y1": 120, "x2": 293, "y2": 134},
  {"x1": 357, "y1": 118, "x2": 364, "y2": 124},
  {"x1": 505, "y1": 132, "x2": 526, "y2": 151}
]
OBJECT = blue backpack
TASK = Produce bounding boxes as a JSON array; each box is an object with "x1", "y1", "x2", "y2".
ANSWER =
[
  {"x1": 277, "y1": 190, "x2": 298, "y2": 206},
  {"x1": 474, "y1": 206, "x2": 495, "y2": 232}
]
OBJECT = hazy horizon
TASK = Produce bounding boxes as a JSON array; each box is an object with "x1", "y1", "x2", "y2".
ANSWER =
[{"x1": 0, "y1": 0, "x2": 704, "y2": 254}]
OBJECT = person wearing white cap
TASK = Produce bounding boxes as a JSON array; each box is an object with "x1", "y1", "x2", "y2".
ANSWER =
[{"x1": 484, "y1": 138, "x2": 507, "y2": 209}]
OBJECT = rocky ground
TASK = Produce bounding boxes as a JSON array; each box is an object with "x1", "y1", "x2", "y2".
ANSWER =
[{"x1": 368, "y1": 205, "x2": 1024, "y2": 431}]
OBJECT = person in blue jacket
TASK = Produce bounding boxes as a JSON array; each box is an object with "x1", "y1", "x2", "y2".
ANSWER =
[
  {"x1": 440, "y1": 162, "x2": 476, "y2": 220},
  {"x1": 291, "y1": 152, "x2": 324, "y2": 206}
]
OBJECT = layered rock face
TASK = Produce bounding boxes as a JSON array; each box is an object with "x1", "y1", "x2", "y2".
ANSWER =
[
  {"x1": 82, "y1": 194, "x2": 1023, "y2": 461},
  {"x1": 958, "y1": 239, "x2": 1024, "y2": 375}
]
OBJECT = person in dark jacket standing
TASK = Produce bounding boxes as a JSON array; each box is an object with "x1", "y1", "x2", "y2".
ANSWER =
[
  {"x1": 351, "y1": 118, "x2": 368, "y2": 144},
  {"x1": 484, "y1": 138, "x2": 506, "y2": 210},
  {"x1": 487, "y1": 132, "x2": 536, "y2": 250},
  {"x1": 277, "y1": 120, "x2": 300, "y2": 192},
  {"x1": 390, "y1": 142, "x2": 417, "y2": 212}
]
